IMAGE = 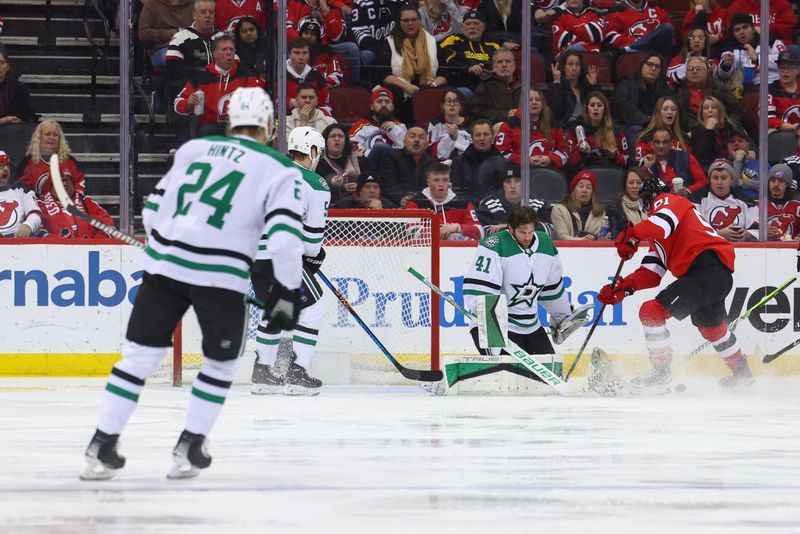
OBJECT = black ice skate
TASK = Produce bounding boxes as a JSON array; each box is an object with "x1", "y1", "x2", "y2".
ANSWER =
[
  {"x1": 251, "y1": 357, "x2": 285, "y2": 395},
  {"x1": 630, "y1": 364, "x2": 672, "y2": 391},
  {"x1": 719, "y1": 358, "x2": 754, "y2": 389},
  {"x1": 80, "y1": 429, "x2": 125, "y2": 481},
  {"x1": 167, "y1": 430, "x2": 211, "y2": 479},
  {"x1": 284, "y1": 362, "x2": 322, "y2": 396}
]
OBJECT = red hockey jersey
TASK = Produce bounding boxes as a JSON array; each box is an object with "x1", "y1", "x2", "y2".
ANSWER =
[
  {"x1": 174, "y1": 62, "x2": 263, "y2": 127},
  {"x1": 563, "y1": 125, "x2": 628, "y2": 168},
  {"x1": 632, "y1": 192, "x2": 735, "y2": 280},
  {"x1": 681, "y1": 6, "x2": 728, "y2": 41},
  {"x1": 727, "y1": 0, "x2": 797, "y2": 42},
  {"x1": 551, "y1": 6, "x2": 624, "y2": 54},
  {"x1": 606, "y1": 1, "x2": 669, "y2": 44},
  {"x1": 286, "y1": 0, "x2": 345, "y2": 44},
  {"x1": 767, "y1": 80, "x2": 800, "y2": 129},
  {"x1": 16, "y1": 156, "x2": 86, "y2": 197},
  {"x1": 495, "y1": 113, "x2": 567, "y2": 167},
  {"x1": 38, "y1": 191, "x2": 114, "y2": 239},
  {"x1": 763, "y1": 199, "x2": 800, "y2": 240},
  {"x1": 215, "y1": 0, "x2": 266, "y2": 32}
]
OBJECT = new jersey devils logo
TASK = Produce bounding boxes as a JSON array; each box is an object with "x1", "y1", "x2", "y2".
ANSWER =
[
  {"x1": 0, "y1": 200, "x2": 19, "y2": 230},
  {"x1": 708, "y1": 205, "x2": 742, "y2": 229},
  {"x1": 782, "y1": 105, "x2": 800, "y2": 124},
  {"x1": 629, "y1": 19, "x2": 660, "y2": 38},
  {"x1": 768, "y1": 214, "x2": 795, "y2": 238},
  {"x1": 528, "y1": 139, "x2": 546, "y2": 156}
]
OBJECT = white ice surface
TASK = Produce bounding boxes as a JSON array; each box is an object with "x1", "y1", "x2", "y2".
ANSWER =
[{"x1": 1, "y1": 378, "x2": 799, "y2": 534}]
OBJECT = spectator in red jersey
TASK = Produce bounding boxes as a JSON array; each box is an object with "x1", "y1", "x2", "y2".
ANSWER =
[
  {"x1": 427, "y1": 88, "x2": 471, "y2": 161},
  {"x1": 634, "y1": 95, "x2": 688, "y2": 163},
  {"x1": 682, "y1": 0, "x2": 728, "y2": 46},
  {"x1": 667, "y1": 28, "x2": 716, "y2": 87},
  {"x1": 300, "y1": 19, "x2": 345, "y2": 87},
  {"x1": 767, "y1": 45, "x2": 800, "y2": 134},
  {"x1": 689, "y1": 158, "x2": 757, "y2": 240},
  {"x1": 38, "y1": 167, "x2": 114, "y2": 240},
  {"x1": 405, "y1": 162, "x2": 483, "y2": 240},
  {"x1": 174, "y1": 35, "x2": 263, "y2": 136},
  {"x1": 726, "y1": 0, "x2": 796, "y2": 43},
  {"x1": 642, "y1": 126, "x2": 708, "y2": 194},
  {"x1": 14, "y1": 120, "x2": 86, "y2": 197},
  {"x1": 138, "y1": 0, "x2": 193, "y2": 69},
  {"x1": 215, "y1": 0, "x2": 265, "y2": 31},
  {"x1": 761, "y1": 163, "x2": 800, "y2": 240},
  {"x1": 546, "y1": 50, "x2": 600, "y2": 128},
  {"x1": 563, "y1": 91, "x2": 627, "y2": 176},
  {"x1": 690, "y1": 95, "x2": 739, "y2": 169},
  {"x1": 317, "y1": 123, "x2": 373, "y2": 206},
  {"x1": 0, "y1": 50, "x2": 36, "y2": 124},
  {"x1": 675, "y1": 56, "x2": 741, "y2": 131},
  {"x1": 550, "y1": 0, "x2": 626, "y2": 56},
  {"x1": 348, "y1": 86, "x2": 407, "y2": 157},
  {"x1": 285, "y1": 37, "x2": 332, "y2": 116},
  {"x1": 551, "y1": 169, "x2": 605, "y2": 240},
  {"x1": 495, "y1": 87, "x2": 567, "y2": 168},
  {"x1": 613, "y1": 54, "x2": 673, "y2": 148},
  {"x1": 0, "y1": 150, "x2": 42, "y2": 238},
  {"x1": 605, "y1": 0, "x2": 675, "y2": 54},
  {"x1": 233, "y1": 17, "x2": 269, "y2": 80}
]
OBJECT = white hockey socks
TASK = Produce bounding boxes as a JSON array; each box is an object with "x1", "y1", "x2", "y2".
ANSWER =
[
  {"x1": 185, "y1": 358, "x2": 237, "y2": 436},
  {"x1": 255, "y1": 321, "x2": 280, "y2": 366},
  {"x1": 292, "y1": 299, "x2": 325, "y2": 369},
  {"x1": 97, "y1": 342, "x2": 166, "y2": 435}
]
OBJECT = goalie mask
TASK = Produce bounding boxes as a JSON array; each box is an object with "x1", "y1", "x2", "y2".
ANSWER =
[
  {"x1": 228, "y1": 87, "x2": 274, "y2": 140},
  {"x1": 287, "y1": 127, "x2": 325, "y2": 172},
  {"x1": 638, "y1": 176, "x2": 669, "y2": 212}
]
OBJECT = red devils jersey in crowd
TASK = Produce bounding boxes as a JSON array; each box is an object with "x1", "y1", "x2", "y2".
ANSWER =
[
  {"x1": 563, "y1": 125, "x2": 628, "y2": 168},
  {"x1": 0, "y1": 184, "x2": 41, "y2": 238},
  {"x1": 690, "y1": 186, "x2": 758, "y2": 232},
  {"x1": 727, "y1": 0, "x2": 797, "y2": 42},
  {"x1": 767, "y1": 80, "x2": 800, "y2": 129},
  {"x1": 15, "y1": 156, "x2": 86, "y2": 197},
  {"x1": 286, "y1": 1, "x2": 345, "y2": 45},
  {"x1": 285, "y1": 62, "x2": 332, "y2": 115},
  {"x1": 606, "y1": 0, "x2": 669, "y2": 44},
  {"x1": 681, "y1": 6, "x2": 728, "y2": 40},
  {"x1": 38, "y1": 191, "x2": 114, "y2": 239},
  {"x1": 761, "y1": 199, "x2": 800, "y2": 240},
  {"x1": 215, "y1": 0, "x2": 266, "y2": 31},
  {"x1": 631, "y1": 193, "x2": 735, "y2": 282},
  {"x1": 634, "y1": 136, "x2": 687, "y2": 162},
  {"x1": 495, "y1": 112, "x2": 567, "y2": 167},
  {"x1": 312, "y1": 49, "x2": 345, "y2": 87},
  {"x1": 551, "y1": 6, "x2": 625, "y2": 54},
  {"x1": 405, "y1": 188, "x2": 483, "y2": 240},
  {"x1": 174, "y1": 62, "x2": 263, "y2": 127}
]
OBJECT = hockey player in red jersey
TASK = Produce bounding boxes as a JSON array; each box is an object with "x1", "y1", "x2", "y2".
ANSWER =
[{"x1": 597, "y1": 176, "x2": 753, "y2": 388}]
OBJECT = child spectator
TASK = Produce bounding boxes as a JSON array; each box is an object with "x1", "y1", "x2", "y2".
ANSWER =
[{"x1": 427, "y1": 88, "x2": 471, "y2": 161}]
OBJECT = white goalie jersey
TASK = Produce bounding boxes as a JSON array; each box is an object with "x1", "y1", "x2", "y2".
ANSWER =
[
  {"x1": 463, "y1": 229, "x2": 572, "y2": 335},
  {"x1": 142, "y1": 135, "x2": 305, "y2": 294}
]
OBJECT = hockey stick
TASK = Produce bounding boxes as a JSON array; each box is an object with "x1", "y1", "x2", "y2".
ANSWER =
[
  {"x1": 675, "y1": 275, "x2": 797, "y2": 369},
  {"x1": 48, "y1": 155, "x2": 270, "y2": 310},
  {"x1": 407, "y1": 266, "x2": 571, "y2": 396},
  {"x1": 564, "y1": 257, "x2": 626, "y2": 382},
  {"x1": 316, "y1": 269, "x2": 444, "y2": 382},
  {"x1": 763, "y1": 337, "x2": 800, "y2": 363}
]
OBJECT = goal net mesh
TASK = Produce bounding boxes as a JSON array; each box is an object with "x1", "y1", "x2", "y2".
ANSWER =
[{"x1": 166, "y1": 209, "x2": 439, "y2": 385}]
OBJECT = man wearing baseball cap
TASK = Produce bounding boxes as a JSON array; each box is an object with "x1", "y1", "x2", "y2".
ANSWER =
[
  {"x1": 768, "y1": 44, "x2": 800, "y2": 134},
  {"x1": 689, "y1": 158, "x2": 757, "y2": 241},
  {"x1": 338, "y1": 172, "x2": 396, "y2": 209},
  {"x1": 348, "y1": 86, "x2": 407, "y2": 157}
]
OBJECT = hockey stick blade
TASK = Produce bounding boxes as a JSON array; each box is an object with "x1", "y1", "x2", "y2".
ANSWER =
[
  {"x1": 317, "y1": 270, "x2": 443, "y2": 382},
  {"x1": 763, "y1": 337, "x2": 800, "y2": 363},
  {"x1": 407, "y1": 266, "x2": 571, "y2": 396},
  {"x1": 49, "y1": 154, "x2": 145, "y2": 249}
]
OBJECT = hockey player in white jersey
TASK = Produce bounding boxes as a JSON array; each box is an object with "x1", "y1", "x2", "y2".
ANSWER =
[
  {"x1": 80, "y1": 87, "x2": 305, "y2": 481},
  {"x1": 251, "y1": 126, "x2": 331, "y2": 396},
  {"x1": 462, "y1": 206, "x2": 591, "y2": 380}
]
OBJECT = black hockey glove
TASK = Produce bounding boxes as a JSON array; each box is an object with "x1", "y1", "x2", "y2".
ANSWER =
[
  {"x1": 302, "y1": 247, "x2": 326, "y2": 274},
  {"x1": 263, "y1": 282, "x2": 302, "y2": 331},
  {"x1": 796, "y1": 243, "x2": 800, "y2": 272}
]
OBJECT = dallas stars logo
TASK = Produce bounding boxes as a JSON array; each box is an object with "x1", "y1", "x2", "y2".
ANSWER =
[{"x1": 509, "y1": 273, "x2": 543, "y2": 307}]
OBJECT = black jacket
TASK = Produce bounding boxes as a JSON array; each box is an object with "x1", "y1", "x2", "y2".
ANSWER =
[
  {"x1": 612, "y1": 77, "x2": 673, "y2": 129},
  {"x1": 0, "y1": 76, "x2": 36, "y2": 122},
  {"x1": 475, "y1": 188, "x2": 553, "y2": 234},
  {"x1": 450, "y1": 145, "x2": 502, "y2": 203},
  {"x1": 675, "y1": 79, "x2": 741, "y2": 131},
  {"x1": 373, "y1": 148, "x2": 435, "y2": 205},
  {"x1": 546, "y1": 80, "x2": 600, "y2": 128}
]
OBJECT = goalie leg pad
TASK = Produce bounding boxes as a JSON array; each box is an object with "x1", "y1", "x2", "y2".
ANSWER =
[
  {"x1": 550, "y1": 302, "x2": 594, "y2": 345},
  {"x1": 476, "y1": 294, "x2": 508, "y2": 350}
]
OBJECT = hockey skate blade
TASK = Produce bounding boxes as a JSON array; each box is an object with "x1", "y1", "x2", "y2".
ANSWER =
[
  {"x1": 250, "y1": 384, "x2": 284, "y2": 395},
  {"x1": 419, "y1": 380, "x2": 447, "y2": 396},
  {"x1": 630, "y1": 384, "x2": 672, "y2": 396},
  {"x1": 80, "y1": 457, "x2": 117, "y2": 481},
  {"x1": 167, "y1": 456, "x2": 201, "y2": 479},
  {"x1": 283, "y1": 384, "x2": 321, "y2": 396}
]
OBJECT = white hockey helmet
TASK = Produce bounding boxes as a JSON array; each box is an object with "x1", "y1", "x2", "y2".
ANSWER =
[
  {"x1": 287, "y1": 126, "x2": 325, "y2": 171},
  {"x1": 228, "y1": 87, "x2": 274, "y2": 138}
]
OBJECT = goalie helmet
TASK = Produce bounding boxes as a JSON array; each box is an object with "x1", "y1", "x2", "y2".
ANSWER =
[
  {"x1": 287, "y1": 126, "x2": 325, "y2": 171},
  {"x1": 228, "y1": 87, "x2": 274, "y2": 138},
  {"x1": 638, "y1": 176, "x2": 669, "y2": 212}
]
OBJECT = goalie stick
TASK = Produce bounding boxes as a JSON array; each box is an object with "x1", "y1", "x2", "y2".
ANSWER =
[
  {"x1": 316, "y1": 270, "x2": 444, "y2": 382},
  {"x1": 407, "y1": 266, "x2": 571, "y2": 396},
  {"x1": 47, "y1": 155, "x2": 270, "y2": 310},
  {"x1": 763, "y1": 337, "x2": 800, "y2": 363},
  {"x1": 674, "y1": 275, "x2": 797, "y2": 370}
]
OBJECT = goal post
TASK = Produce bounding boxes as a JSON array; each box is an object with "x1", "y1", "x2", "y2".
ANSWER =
[{"x1": 166, "y1": 208, "x2": 441, "y2": 386}]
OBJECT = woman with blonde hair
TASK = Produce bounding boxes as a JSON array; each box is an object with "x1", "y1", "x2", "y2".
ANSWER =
[
  {"x1": 690, "y1": 95, "x2": 738, "y2": 168},
  {"x1": 551, "y1": 169, "x2": 605, "y2": 240},
  {"x1": 564, "y1": 91, "x2": 626, "y2": 174},
  {"x1": 634, "y1": 95, "x2": 688, "y2": 163},
  {"x1": 14, "y1": 120, "x2": 85, "y2": 196}
]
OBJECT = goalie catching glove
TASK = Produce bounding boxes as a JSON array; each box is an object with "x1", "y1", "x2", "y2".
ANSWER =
[
  {"x1": 549, "y1": 302, "x2": 594, "y2": 344},
  {"x1": 262, "y1": 282, "x2": 302, "y2": 331}
]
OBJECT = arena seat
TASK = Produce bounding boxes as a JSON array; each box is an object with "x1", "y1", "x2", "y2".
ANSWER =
[
  {"x1": 740, "y1": 92, "x2": 760, "y2": 140},
  {"x1": 512, "y1": 50, "x2": 548, "y2": 89},
  {"x1": 329, "y1": 86, "x2": 372, "y2": 126},
  {"x1": 615, "y1": 52, "x2": 649, "y2": 80},
  {"x1": 412, "y1": 87, "x2": 448, "y2": 128},
  {"x1": 768, "y1": 131, "x2": 798, "y2": 164},
  {"x1": 530, "y1": 167, "x2": 568, "y2": 203},
  {"x1": 585, "y1": 166, "x2": 625, "y2": 204}
]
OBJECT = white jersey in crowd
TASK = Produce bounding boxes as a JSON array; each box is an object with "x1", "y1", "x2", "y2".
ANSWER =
[
  {"x1": 0, "y1": 184, "x2": 41, "y2": 238},
  {"x1": 142, "y1": 134, "x2": 305, "y2": 294},
  {"x1": 463, "y1": 229, "x2": 572, "y2": 335},
  {"x1": 256, "y1": 163, "x2": 330, "y2": 262},
  {"x1": 692, "y1": 190, "x2": 759, "y2": 236}
]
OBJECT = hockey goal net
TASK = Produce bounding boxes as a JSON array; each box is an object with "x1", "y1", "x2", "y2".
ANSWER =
[{"x1": 166, "y1": 209, "x2": 440, "y2": 386}]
